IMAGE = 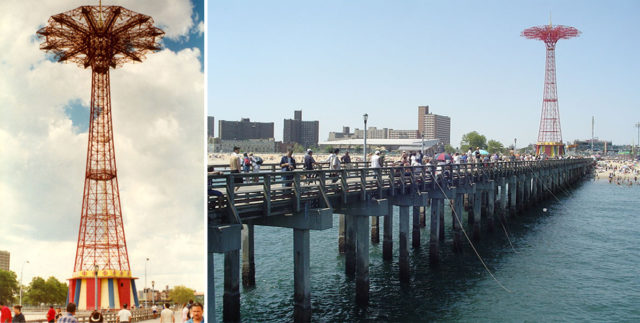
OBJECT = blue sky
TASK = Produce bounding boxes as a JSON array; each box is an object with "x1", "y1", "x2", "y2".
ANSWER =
[{"x1": 208, "y1": 0, "x2": 640, "y2": 147}]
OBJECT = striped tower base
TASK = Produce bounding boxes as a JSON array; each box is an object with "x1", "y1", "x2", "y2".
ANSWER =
[
  {"x1": 536, "y1": 142, "x2": 565, "y2": 157},
  {"x1": 66, "y1": 270, "x2": 139, "y2": 310}
]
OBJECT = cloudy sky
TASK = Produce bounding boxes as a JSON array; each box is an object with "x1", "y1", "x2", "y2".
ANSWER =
[
  {"x1": 210, "y1": 0, "x2": 640, "y2": 147},
  {"x1": 0, "y1": 0, "x2": 205, "y2": 292}
]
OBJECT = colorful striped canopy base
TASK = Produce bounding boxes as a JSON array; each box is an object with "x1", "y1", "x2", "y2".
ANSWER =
[
  {"x1": 67, "y1": 277, "x2": 139, "y2": 310},
  {"x1": 536, "y1": 142, "x2": 565, "y2": 157}
]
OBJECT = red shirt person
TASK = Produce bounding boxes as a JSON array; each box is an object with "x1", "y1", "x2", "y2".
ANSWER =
[
  {"x1": 0, "y1": 302, "x2": 12, "y2": 323},
  {"x1": 46, "y1": 306, "x2": 56, "y2": 323}
]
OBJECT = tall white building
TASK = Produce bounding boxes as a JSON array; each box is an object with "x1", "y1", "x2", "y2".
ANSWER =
[{"x1": 418, "y1": 106, "x2": 451, "y2": 145}]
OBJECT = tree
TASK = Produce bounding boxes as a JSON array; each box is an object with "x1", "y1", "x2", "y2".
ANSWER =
[
  {"x1": 460, "y1": 131, "x2": 487, "y2": 152},
  {"x1": 169, "y1": 286, "x2": 195, "y2": 304},
  {"x1": 0, "y1": 269, "x2": 19, "y2": 303},
  {"x1": 487, "y1": 140, "x2": 505, "y2": 154},
  {"x1": 23, "y1": 276, "x2": 67, "y2": 305}
]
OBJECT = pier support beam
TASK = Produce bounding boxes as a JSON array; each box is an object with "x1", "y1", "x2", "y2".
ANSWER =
[
  {"x1": 241, "y1": 223, "x2": 255, "y2": 288},
  {"x1": 355, "y1": 215, "x2": 370, "y2": 305},
  {"x1": 210, "y1": 224, "x2": 242, "y2": 323},
  {"x1": 342, "y1": 199, "x2": 387, "y2": 305},
  {"x1": 338, "y1": 214, "x2": 346, "y2": 254},
  {"x1": 439, "y1": 202, "x2": 446, "y2": 242},
  {"x1": 371, "y1": 216, "x2": 380, "y2": 244},
  {"x1": 486, "y1": 181, "x2": 495, "y2": 232},
  {"x1": 383, "y1": 203, "x2": 393, "y2": 261},
  {"x1": 345, "y1": 214, "x2": 356, "y2": 277},
  {"x1": 517, "y1": 175, "x2": 525, "y2": 212},
  {"x1": 399, "y1": 205, "x2": 410, "y2": 281},
  {"x1": 509, "y1": 175, "x2": 517, "y2": 216},
  {"x1": 223, "y1": 250, "x2": 240, "y2": 322},
  {"x1": 293, "y1": 228, "x2": 311, "y2": 322},
  {"x1": 412, "y1": 206, "x2": 421, "y2": 248},
  {"x1": 499, "y1": 177, "x2": 508, "y2": 220},
  {"x1": 472, "y1": 189, "x2": 481, "y2": 240},
  {"x1": 452, "y1": 193, "x2": 464, "y2": 253},
  {"x1": 429, "y1": 198, "x2": 443, "y2": 265},
  {"x1": 420, "y1": 206, "x2": 426, "y2": 227}
]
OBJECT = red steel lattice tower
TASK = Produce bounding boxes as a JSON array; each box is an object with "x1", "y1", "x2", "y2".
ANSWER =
[
  {"x1": 37, "y1": 4, "x2": 163, "y2": 310},
  {"x1": 522, "y1": 21, "x2": 580, "y2": 157}
]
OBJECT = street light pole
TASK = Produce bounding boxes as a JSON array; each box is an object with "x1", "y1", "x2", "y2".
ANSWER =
[
  {"x1": 145, "y1": 257, "x2": 149, "y2": 305},
  {"x1": 363, "y1": 113, "x2": 368, "y2": 165},
  {"x1": 19, "y1": 260, "x2": 29, "y2": 306},
  {"x1": 514, "y1": 138, "x2": 517, "y2": 154}
]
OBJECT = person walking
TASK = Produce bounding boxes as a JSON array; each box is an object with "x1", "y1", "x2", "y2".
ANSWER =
[
  {"x1": 185, "y1": 303, "x2": 203, "y2": 323},
  {"x1": 280, "y1": 150, "x2": 296, "y2": 190},
  {"x1": 117, "y1": 304, "x2": 132, "y2": 323},
  {"x1": 340, "y1": 151, "x2": 351, "y2": 169},
  {"x1": 249, "y1": 153, "x2": 261, "y2": 182},
  {"x1": 229, "y1": 146, "x2": 242, "y2": 191},
  {"x1": 370, "y1": 151, "x2": 381, "y2": 168},
  {"x1": 57, "y1": 303, "x2": 78, "y2": 323},
  {"x1": 11, "y1": 306, "x2": 24, "y2": 323},
  {"x1": 46, "y1": 306, "x2": 56, "y2": 323},
  {"x1": 304, "y1": 149, "x2": 317, "y2": 183},
  {"x1": 160, "y1": 303, "x2": 174, "y2": 323},
  {"x1": 326, "y1": 148, "x2": 341, "y2": 183},
  {"x1": 0, "y1": 302, "x2": 11, "y2": 323}
]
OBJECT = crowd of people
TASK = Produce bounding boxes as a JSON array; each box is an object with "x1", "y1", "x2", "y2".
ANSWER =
[
  {"x1": 0, "y1": 301, "x2": 203, "y2": 323},
  {"x1": 595, "y1": 159, "x2": 639, "y2": 186}
]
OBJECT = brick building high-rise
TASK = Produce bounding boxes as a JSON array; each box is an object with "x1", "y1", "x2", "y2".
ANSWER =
[
  {"x1": 283, "y1": 110, "x2": 319, "y2": 148},
  {"x1": 207, "y1": 116, "x2": 215, "y2": 138},
  {"x1": 218, "y1": 118, "x2": 274, "y2": 140},
  {"x1": 418, "y1": 105, "x2": 451, "y2": 145},
  {"x1": 0, "y1": 250, "x2": 9, "y2": 271}
]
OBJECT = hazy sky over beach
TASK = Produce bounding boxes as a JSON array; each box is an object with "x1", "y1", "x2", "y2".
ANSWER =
[
  {"x1": 0, "y1": 0, "x2": 204, "y2": 292},
  {"x1": 209, "y1": 0, "x2": 640, "y2": 147}
]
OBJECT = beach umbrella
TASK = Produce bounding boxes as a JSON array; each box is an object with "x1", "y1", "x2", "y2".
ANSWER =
[
  {"x1": 479, "y1": 149, "x2": 490, "y2": 155},
  {"x1": 434, "y1": 153, "x2": 452, "y2": 161}
]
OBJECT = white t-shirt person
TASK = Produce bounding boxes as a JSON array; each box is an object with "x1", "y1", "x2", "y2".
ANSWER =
[
  {"x1": 370, "y1": 151, "x2": 381, "y2": 168},
  {"x1": 117, "y1": 306, "x2": 132, "y2": 323},
  {"x1": 160, "y1": 305, "x2": 175, "y2": 323}
]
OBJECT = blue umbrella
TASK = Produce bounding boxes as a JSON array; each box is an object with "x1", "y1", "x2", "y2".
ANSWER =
[{"x1": 479, "y1": 149, "x2": 490, "y2": 155}]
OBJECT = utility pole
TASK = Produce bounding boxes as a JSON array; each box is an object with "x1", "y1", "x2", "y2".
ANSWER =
[
  {"x1": 591, "y1": 116, "x2": 595, "y2": 153},
  {"x1": 363, "y1": 114, "x2": 368, "y2": 164}
]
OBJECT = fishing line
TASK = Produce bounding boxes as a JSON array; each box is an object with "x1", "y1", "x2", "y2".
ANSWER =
[{"x1": 433, "y1": 178, "x2": 512, "y2": 293}]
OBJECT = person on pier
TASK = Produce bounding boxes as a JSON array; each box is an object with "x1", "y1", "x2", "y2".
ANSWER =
[
  {"x1": 229, "y1": 146, "x2": 242, "y2": 191},
  {"x1": 11, "y1": 306, "x2": 24, "y2": 323},
  {"x1": 280, "y1": 150, "x2": 296, "y2": 188}
]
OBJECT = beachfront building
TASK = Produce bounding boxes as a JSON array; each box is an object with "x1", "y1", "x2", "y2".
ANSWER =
[
  {"x1": 212, "y1": 138, "x2": 288, "y2": 153},
  {"x1": 0, "y1": 250, "x2": 9, "y2": 271},
  {"x1": 283, "y1": 110, "x2": 319, "y2": 148},
  {"x1": 389, "y1": 129, "x2": 420, "y2": 139},
  {"x1": 208, "y1": 116, "x2": 215, "y2": 138},
  {"x1": 218, "y1": 118, "x2": 274, "y2": 140},
  {"x1": 318, "y1": 138, "x2": 440, "y2": 155},
  {"x1": 418, "y1": 105, "x2": 451, "y2": 145}
]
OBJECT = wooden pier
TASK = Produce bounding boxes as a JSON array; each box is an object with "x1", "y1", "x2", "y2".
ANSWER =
[{"x1": 208, "y1": 159, "x2": 594, "y2": 322}]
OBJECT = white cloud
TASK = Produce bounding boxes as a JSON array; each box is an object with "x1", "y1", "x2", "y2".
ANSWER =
[{"x1": 0, "y1": 0, "x2": 204, "y2": 292}]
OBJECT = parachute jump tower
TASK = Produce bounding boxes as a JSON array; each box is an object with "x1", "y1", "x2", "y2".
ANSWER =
[
  {"x1": 522, "y1": 20, "x2": 580, "y2": 157},
  {"x1": 37, "y1": 3, "x2": 163, "y2": 310}
]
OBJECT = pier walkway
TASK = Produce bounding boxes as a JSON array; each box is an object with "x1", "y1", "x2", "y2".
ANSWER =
[{"x1": 208, "y1": 158, "x2": 594, "y2": 322}]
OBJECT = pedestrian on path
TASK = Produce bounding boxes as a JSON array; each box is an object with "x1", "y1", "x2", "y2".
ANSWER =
[
  {"x1": 57, "y1": 303, "x2": 78, "y2": 323},
  {"x1": 117, "y1": 304, "x2": 132, "y2": 323},
  {"x1": 160, "y1": 303, "x2": 174, "y2": 323},
  {"x1": 0, "y1": 302, "x2": 11, "y2": 323},
  {"x1": 11, "y1": 306, "x2": 24, "y2": 323},
  {"x1": 185, "y1": 303, "x2": 203, "y2": 323},
  {"x1": 47, "y1": 306, "x2": 56, "y2": 323}
]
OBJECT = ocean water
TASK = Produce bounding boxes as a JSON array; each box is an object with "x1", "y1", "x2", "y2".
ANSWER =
[{"x1": 212, "y1": 178, "x2": 640, "y2": 322}]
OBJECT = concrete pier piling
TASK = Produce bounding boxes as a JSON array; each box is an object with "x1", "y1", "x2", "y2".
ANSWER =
[
  {"x1": 452, "y1": 194, "x2": 464, "y2": 253},
  {"x1": 293, "y1": 228, "x2": 311, "y2": 322},
  {"x1": 241, "y1": 223, "x2": 255, "y2": 287},
  {"x1": 472, "y1": 189, "x2": 482, "y2": 240},
  {"x1": 383, "y1": 203, "x2": 393, "y2": 261},
  {"x1": 412, "y1": 205, "x2": 421, "y2": 248},
  {"x1": 345, "y1": 214, "x2": 356, "y2": 277},
  {"x1": 420, "y1": 206, "x2": 426, "y2": 227},
  {"x1": 509, "y1": 175, "x2": 517, "y2": 216},
  {"x1": 371, "y1": 216, "x2": 380, "y2": 244},
  {"x1": 399, "y1": 205, "x2": 410, "y2": 281},
  {"x1": 355, "y1": 215, "x2": 370, "y2": 305},
  {"x1": 429, "y1": 198, "x2": 442, "y2": 265},
  {"x1": 338, "y1": 214, "x2": 346, "y2": 254},
  {"x1": 223, "y1": 249, "x2": 240, "y2": 322}
]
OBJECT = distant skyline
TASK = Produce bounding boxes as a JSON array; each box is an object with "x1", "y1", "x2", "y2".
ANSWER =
[{"x1": 209, "y1": 0, "x2": 640, "y2": 147}]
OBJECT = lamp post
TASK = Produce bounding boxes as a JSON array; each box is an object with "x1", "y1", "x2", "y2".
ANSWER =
[
  {"x1": 151, "y1": 281, "x2": 155, "y2": 305},
  {"x1": 145, "y1": 257, "x2": 149, "y2": 304},
  {"x1": 514, "y1": 138, "x2": 517, "y2": 154},
  {"x1": 19, "y1": 260, "x2": 29, "y2": 306},
  {"x1": 363, "y1": 113, "x2": 368, "y2": 165}
]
